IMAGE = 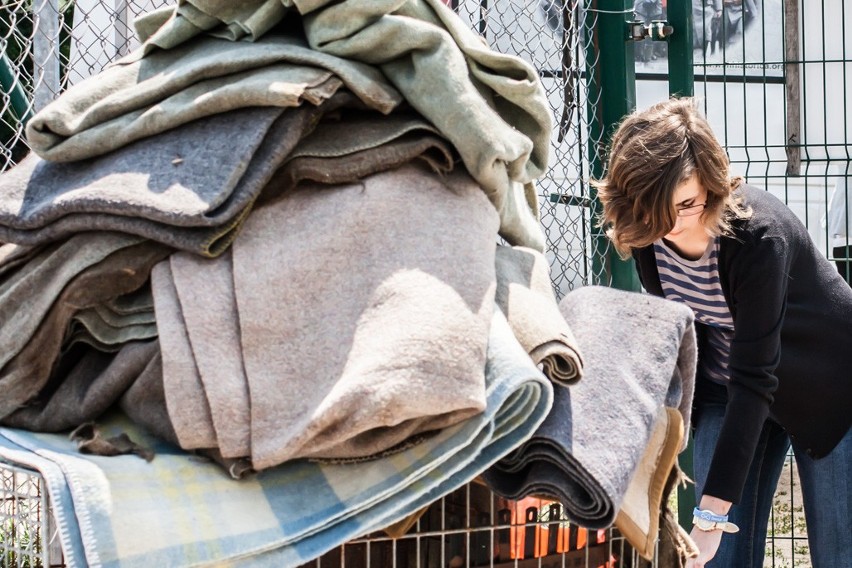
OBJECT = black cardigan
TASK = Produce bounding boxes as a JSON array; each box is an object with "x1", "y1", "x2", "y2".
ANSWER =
[{"x1": 633, "y1": 185, "x2": 852, "y2": 503}]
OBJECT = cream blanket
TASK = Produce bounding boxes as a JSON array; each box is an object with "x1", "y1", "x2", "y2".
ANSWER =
[{"x1": 151, "y1": 163, "x2": 500, "y2": 468}]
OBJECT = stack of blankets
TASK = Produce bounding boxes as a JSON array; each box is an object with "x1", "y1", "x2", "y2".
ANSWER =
[{"x1": 0, "y1": 1, "x2": 697, "y2": 566}]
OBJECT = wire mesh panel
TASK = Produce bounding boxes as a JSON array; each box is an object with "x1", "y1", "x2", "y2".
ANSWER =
[
  {"x1": 297, "y1": 483, "x2": 656, "y2": 568},
  {"x1": 0, "y1": 461, "x2": 56, "y2": 568}
]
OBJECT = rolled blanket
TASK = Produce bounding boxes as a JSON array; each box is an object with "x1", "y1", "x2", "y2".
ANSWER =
[
  {"x1": 495, "y1": 245, "x2": 583, "y2": 386},
  {"x1": 0, "y1": 308, "x2": 552, "y2": 568},
  {"x1": 1, "y1": 103, "x2": 326, "y2": 257},
  {"x1": 25, "y1": 33, "x2": 401, "y2": 162},
  {"x1": 482, "y1": 285, "x2": 696, "y2": 528}
]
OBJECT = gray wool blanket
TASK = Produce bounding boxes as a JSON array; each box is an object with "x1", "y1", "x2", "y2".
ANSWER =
[
  {"x1": 482, "y1": 285, "x2": 696, "y2": 529},
  {"x1": 151, "y1": 163, "x2": 500, "y2": 469},
  {"x1": 271, "y1": 110, "x2": 456, "y2": 191},
  {"x1": 68, "y1": 308, "x2": 158, "y2": 352},
  {"x1": 35, "y1": 0, "x2": 550, "y2": 250},
  {"x1": 25, "y1": 33, "x2": 401, "y2": 162},
  {"x1": 1, "y1": 103, "x2": 329, "y2": 257},
  {"x1": 0, "y1": 233, "x2": 143, "y2": 390},
  {"x1": 1, "y1": 340, "x2": 158, "y2": 432},
  {"x1": 495, "y1": 245, "x2": 583, "y2": 386},
  {"x1": 0, "y1": 237, "x2": 171, "y2": 420}
]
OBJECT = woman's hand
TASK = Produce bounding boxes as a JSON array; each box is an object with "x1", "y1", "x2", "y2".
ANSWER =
[
  {"x1": 685, "y1": 526, "x2": 723, "y2": 568},
  {"x1": 685, "y1": 495, "x2": 732, "y2": 567}
]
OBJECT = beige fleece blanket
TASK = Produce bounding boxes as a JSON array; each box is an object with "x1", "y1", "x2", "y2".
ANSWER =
[
  {"x1": 494, "y1": 245, "x2": 583, "y2": 386},
  {"x1": 151, "y1": 162, "x2": 500, "y2": 468}
]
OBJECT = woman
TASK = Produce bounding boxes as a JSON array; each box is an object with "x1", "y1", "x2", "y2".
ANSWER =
[{"x1": 593, "y1": 97, "x2": 852, "y2": 568}]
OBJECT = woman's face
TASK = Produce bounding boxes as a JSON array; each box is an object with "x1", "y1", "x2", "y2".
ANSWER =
[{"x1": 664, "y1": 174, "x2": 709, "y2": 242}]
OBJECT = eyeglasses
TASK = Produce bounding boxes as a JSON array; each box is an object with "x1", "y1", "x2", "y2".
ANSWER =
[{"x1": 676, "y1": 202, "x2": 707, "y2": 217}]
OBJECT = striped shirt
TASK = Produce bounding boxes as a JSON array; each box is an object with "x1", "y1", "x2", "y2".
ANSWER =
[{"x1": 654, "y1": 237, "x2": 734, "y2": 384}]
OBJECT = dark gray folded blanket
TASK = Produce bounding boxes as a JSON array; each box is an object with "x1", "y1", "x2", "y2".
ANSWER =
[
  {"x1": 1, "y1": 340, "x2": 158, "y2": 432},
  {"x1": 0, "y1": 103, "x2": 326, "y2": 257},
  {"x1": 482, "y1": 285, "x2": 696, "y2": 529},
  {"x1": 0, "y1": 236, "x2": 171, "y2": 419}
]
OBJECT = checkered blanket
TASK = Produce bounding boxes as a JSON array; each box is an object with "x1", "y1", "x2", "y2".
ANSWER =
[{"x1": 0, "y1": 309, "x2": 552, "y2": 568}]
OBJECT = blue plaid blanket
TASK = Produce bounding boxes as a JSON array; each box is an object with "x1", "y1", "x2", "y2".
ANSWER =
[{"x1": 0, "y1": 310, "x2": 552, "y2": 568}]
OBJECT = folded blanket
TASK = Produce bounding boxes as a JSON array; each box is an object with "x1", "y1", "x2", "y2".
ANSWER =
[
  {"x1": 0, "y1": 238, "x2": 171, "y2": 419},
  {"x1": 154, "y1": 249, "x2": 250, "y2": 458},
  {"x1": 69, "y1": 303, "x2": 158, "y2": 351},
  {"x1": 1, "y1": 340, "x2": 159, "y2": 432},
  {"x1": 150, "y1": 260, "x2": 218, "y2": 450},
  {"x1": 0, "y1": 242, "x2": 50, "y2": 280},
  {"x1": 151, "y1": 162, "x2": 500, "y2": 467},
  {"x1": 482, "y1": 285, "x2": 696, "y2": 528},
  {"x1": 66, "y1": 320, "x2": 157, "y2": 353},
  {"x1": 2, "y1": 103, "x2": 327, "y2": 256},
  {"x1": 495, "y1": 245, "x2": 583, "y2": 386},
  {"x1": 270, "y1": 110, "x2": 456, "y2": 192},
  {"x1": 49, "y1": 0, "x2": 550, "y2": 250},
  {"x1": 104, "y1": 284, "x2": 155, "y2": 315},
  {"x1": 238, "y1": 163, "x2": 499, "y2": 468},
  {"x1": 615, "y1": 406, "x2": 684, "y2": 560},
  {"x1": 25, "y1": 33, "x2": 401, "y2": 162},
  {"x1": 0, "y1": 309, "x2": 553, "y2": 568}
]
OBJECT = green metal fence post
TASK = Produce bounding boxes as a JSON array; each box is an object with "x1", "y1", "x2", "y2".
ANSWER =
[
  {"x1": 584, "y1": 0, "x2": 642, "y2": 291},
  {"x1": 665, "y1": 0, "x2": 697, "y2": 532},
  {"x1": 666, "y1": 0, "x2": 694, "y2": 98},
  {"x1": 0, "y1": 53, "x2": 32, "y2": 126}
]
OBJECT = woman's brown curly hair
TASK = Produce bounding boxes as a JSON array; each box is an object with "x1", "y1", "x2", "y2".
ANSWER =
[{"x1": 591, "y1": 97, "x2": 749, "y2": 258}]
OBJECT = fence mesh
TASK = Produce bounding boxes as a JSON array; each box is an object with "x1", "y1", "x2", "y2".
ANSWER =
[{"x1": 0, "y1": 461, "x2": 53, "y2": 568}]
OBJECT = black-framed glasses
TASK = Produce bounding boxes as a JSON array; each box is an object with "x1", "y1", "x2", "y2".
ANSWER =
[{"x1": 676, "y1": 202, "x2": 707, "y2": 217}]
